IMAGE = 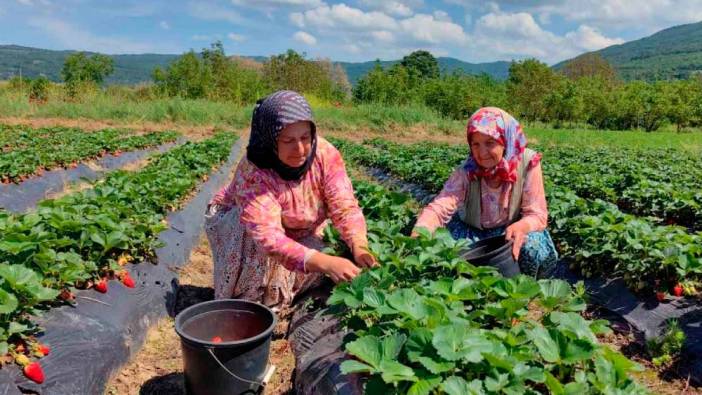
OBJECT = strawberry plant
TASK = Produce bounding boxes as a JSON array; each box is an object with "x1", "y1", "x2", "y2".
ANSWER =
[
  {"x1": 325, "y1": 178, "x2": 647, "y2": 394},
  {"x1": 0, "y1": 125, "x2": 179, "y2": 183}
]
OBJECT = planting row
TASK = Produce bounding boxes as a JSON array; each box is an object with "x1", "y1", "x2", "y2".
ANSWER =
[
  {"x1": 360, "y1": 138, "x2": 702, "y2": 231},
  {"x1": 0, "y1": 125, "x2": 180, "y2": 183},
  {"x1": 323, "y1": 179, "x2": 646, "y2": 394},
  {"x1": 330, "y1": 138, "x2": 702, "y2": 297},
  {"x1": 0, "y1": 132, "x2": 236, "y2": 382}
]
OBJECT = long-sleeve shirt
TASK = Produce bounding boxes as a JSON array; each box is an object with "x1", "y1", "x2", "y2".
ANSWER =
[
  {"x1": 211, "y1": 137, "x2": 367, "y2": 272},
  {"x1": 415, "y1": 161, "x2": 548, "y2": 233}
]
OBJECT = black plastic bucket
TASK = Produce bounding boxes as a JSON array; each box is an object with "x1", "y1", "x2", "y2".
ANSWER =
[
  {"x1": 461, "y1": 235, "x2": 521, "y2": 277},
  {"x1": 175, "y1": 299, "x2": 277, "y2": 395}
]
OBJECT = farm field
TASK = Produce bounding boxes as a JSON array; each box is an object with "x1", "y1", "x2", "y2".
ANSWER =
[{"x1": 0, "y1": 120, "x2": 700, "y2": 395}]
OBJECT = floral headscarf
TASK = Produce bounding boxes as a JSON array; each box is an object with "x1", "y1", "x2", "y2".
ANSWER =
[
  {"x1": 463, "y1": 107, "x2": 539, "y2": 183},
  {"x1": 246, "y1": 90, "x2": 317, "y2": 181}
]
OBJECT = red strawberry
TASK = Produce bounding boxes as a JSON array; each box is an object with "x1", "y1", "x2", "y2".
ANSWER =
[
  {"x1": 211, "y1": 336, "x2": 223, "y2": 343},
  {"x1": 656, "y1": 291, "x2": 666, "y2": 302},
  {"x1": 38, "y1": 344, "x2": 50, "y2": 356},
  {"x1": 94, "y1": 278, "x2": 108, "y2": 293},
  {"x1": 23, "y1": 362, "x2": 45, "y2": 384},
  {"x1": 121, "y1": 273, "x2": 135, "y2": 288},
  {"x1": 673, "y1": 284, "x2": 684, "y2": 297}
]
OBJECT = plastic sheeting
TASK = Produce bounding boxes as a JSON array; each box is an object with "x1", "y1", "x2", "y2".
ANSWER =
[{"x1": 0, "y1": 138, "x2": 243, "y2": 395}]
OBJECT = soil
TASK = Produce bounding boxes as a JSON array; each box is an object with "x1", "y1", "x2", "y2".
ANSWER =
[{"x1": 103, "y1": 236, "x2": 296, "y2": 395}]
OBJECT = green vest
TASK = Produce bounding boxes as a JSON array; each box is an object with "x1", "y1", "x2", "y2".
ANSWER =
[{"x1": 458, "y1": 148, "x2": 537, "y2": 230}]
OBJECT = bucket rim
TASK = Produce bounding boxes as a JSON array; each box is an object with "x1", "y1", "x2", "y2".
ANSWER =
[
  {"x1": 463, "y1": 235, "x2": 513, "y2": 260},
  {"x1": 174, "y1": 298, "x2": 277, "y2": 347}
]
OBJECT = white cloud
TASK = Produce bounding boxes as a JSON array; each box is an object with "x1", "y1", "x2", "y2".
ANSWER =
[
  {"x1": 232, "y1": 0, "x2": 324, "y2": 7},
  {"x1": 28, "y1": 16, "x2": 158, "y2": 54},
  {"x1": 564, "y1": 25, "x2": 624, "y2": 52},
  {"x1": 468, "y1": 10, "x2": 624, "y2": 63},
  {"x1": 228, "y1": 33, "x2": 246, "y2": 42},
  {"x1": 293, "y1": 30, "x2": 317, "y2": 45},
  {"x1": 189, "y1": 2, "x2": 245, "y2": 24},
  {"x1": 291, "y1": 4, "x2": 398, "y2": 31},
  {"x1": 371, "y1": 30, "x2": 395, "y2": 42},
  {"x1": 359, "y1": 0, "x2": 416, "y2": 17},
  {"x1": 399, "y1": 13, "x2": 468, "y2": 45},
  {"x1": 159, "y1": 21, "x2": 170, "y2": 30}
]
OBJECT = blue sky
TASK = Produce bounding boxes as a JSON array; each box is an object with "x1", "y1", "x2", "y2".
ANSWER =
[{"x1": 1, "y1": 0, "x2": 701, "y2": 64}]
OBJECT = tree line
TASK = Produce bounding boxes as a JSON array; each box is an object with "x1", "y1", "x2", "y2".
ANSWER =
[{"x1": 354, "y1": 51, "x2": 702, "y2": 132}]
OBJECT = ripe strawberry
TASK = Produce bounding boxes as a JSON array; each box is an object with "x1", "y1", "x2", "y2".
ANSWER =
[
  {"x1": 94, "y1": 278, "x2": 108, "y2": 293},
  {"x1": 673, "y1": 284, "x2": 684, "y2": 297},
  {"x1": 211, "y1": 336, "x2": 223, "y2": 343},
  {"x1": 120, "y1": 272, "x2": 135, "y2": 288},
  {"x1": 23, "y1": 362, "x2": 45, "y2": 384},
  {"x1": 656, "y1": 291, "x2": 666, "y2": 302}
]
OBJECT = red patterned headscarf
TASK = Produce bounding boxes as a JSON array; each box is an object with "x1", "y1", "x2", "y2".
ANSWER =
[{"x1": 463, "y1": 107, "x2": 539, "y2": 183}]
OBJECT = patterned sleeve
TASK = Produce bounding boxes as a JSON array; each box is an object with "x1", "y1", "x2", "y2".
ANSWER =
[
  {"x1": 235, "y1": 169, "x2": 312, "y2": 272},
  {"x1": 210, "y1": 181, "x2": 236, "y2": 207},
  {"x1": 321, "y1": 142, "x2": 368, "y2": 250},
  {"x1": 414, "y1": 166, "x2": 467, "y2": 233},
  {"x1": 516, "y1": 161, "x2": 548, "y2": 232}
]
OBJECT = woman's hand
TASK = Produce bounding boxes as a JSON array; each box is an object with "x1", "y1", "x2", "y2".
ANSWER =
[
  {"x1": 352, "y1": 244, "x2": 378, "y2": 268},
  {"x1": 306, "y1": 252, "x2": 361, "y2": 283},
  {"x1": 505, "y1": 222, "x2": 529, "y2": 261}
]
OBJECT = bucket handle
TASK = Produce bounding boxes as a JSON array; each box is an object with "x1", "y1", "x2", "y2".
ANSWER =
[{"x1": 206, "y1": 347, "x2": 273, "y2": 391}]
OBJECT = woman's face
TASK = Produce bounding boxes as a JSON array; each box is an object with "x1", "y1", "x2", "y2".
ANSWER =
[
  {"x1": 277, "y1": 121, "x2": 313, "y2": 167},
  {"x1": 470, "y1": 132, "x2": 505, "y2": 169}
]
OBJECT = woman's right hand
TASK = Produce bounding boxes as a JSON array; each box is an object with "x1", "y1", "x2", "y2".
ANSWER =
[{"x1": 306, "y1": 252, "x2": 361, "y2": 283}]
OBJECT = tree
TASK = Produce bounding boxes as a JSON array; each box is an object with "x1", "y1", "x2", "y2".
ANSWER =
[
  {"x1": 400, "y1": 50, "x2": 440, "y2": 80},
  {"x1": 153, "y1": 41, "x2": 266, "y2": 103},
  {"x1": 561, "y1": 53, "x2": 618, "y2": 82},
  {"x1": 544, "y1": 76, "x2": 584, "y2": 127},
  {"x1": 263, "y1": 49, "x2": 349, "y2": 101},
  {"x1": 61, "y1": 52, "x2": 114, "y2": 85},
  {"x1": 507, "y1": 59, "x2": 558, "y2": 122}
]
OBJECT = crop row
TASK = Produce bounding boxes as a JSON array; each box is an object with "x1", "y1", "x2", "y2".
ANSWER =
[
  {"x1": 0, "y1": 125, "x2": 180, "y2": 183},
  {"x1": 331, "y1": 137, "x2": 702, "y2": 295},
  {"x1": 324, "y1": 179, "x2": 646, "y2": 394},
  {"x1": 0, "y1": 132, "x2": 236, "y2": 368}
]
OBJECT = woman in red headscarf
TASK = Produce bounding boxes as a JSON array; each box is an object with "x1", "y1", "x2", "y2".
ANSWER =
[{"x1": 413, "y1": 107, "x2": 558, "y2": 278}]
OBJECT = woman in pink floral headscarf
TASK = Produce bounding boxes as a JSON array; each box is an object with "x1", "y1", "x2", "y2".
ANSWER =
[
  {"x1": 413, "y1": 107, "x2": 558, "y2": 278},
  {"x1": 206, "y1": 91, "x2": 375, "y2": 309}
]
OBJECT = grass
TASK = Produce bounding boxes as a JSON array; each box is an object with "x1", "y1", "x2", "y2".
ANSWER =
[{"x1": 1, "y1": 83, "x2": 701, "y2": 152}]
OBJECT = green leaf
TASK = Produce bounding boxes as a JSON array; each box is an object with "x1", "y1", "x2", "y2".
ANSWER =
[
  {"x1": 387, "y1": 289, "x2": 429, "y2": 320},
  {"x1": 544, "y1": 372, "x2": 565, "y2": 395},
  {"x1": 381, "y1": 333, "x2": 407, "y2": 361},
  {"x1": 526, "y1": 326, "x2": 561, "y2": 363},
  {"x1": 432, "y1": 325, "x2": 493, "y2": 362},
  {"x1": 378, "y1": 360, "x2": 417, "y2": 383},
  {"x1": 407, "y1": 377, "x2": 442, "y2": 395},
  {"x1": 441, "y1": 376, "x2": 484, "y2": 395},
  {"x1": 549, "y1": 312, "x2": 598, "y2": 343},
  {"x1": 0, "y1": 288, "x2": 18, "y2": 314},
  {"x1": 345, "y1": 335, "x2": 381, "y2": 369},
  {"x1": 339, "y1": 360, "x2": 374, "y2": 374},
  {"x1": 416, "y1": 356, "x2": 455, "y2": 374}
]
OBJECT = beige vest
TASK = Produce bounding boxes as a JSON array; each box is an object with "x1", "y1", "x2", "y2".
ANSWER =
[{"x1": 458, "y1": 148, "x2": 537, "y2": 230}]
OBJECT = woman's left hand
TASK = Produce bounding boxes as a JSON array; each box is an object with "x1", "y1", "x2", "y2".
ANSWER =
[
  {"x1": 353, "y1": 244, "x2": 378, "y2": 268},
  {"x1": 505, "y1": 222, "x2": 529, "y2": 261}
]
